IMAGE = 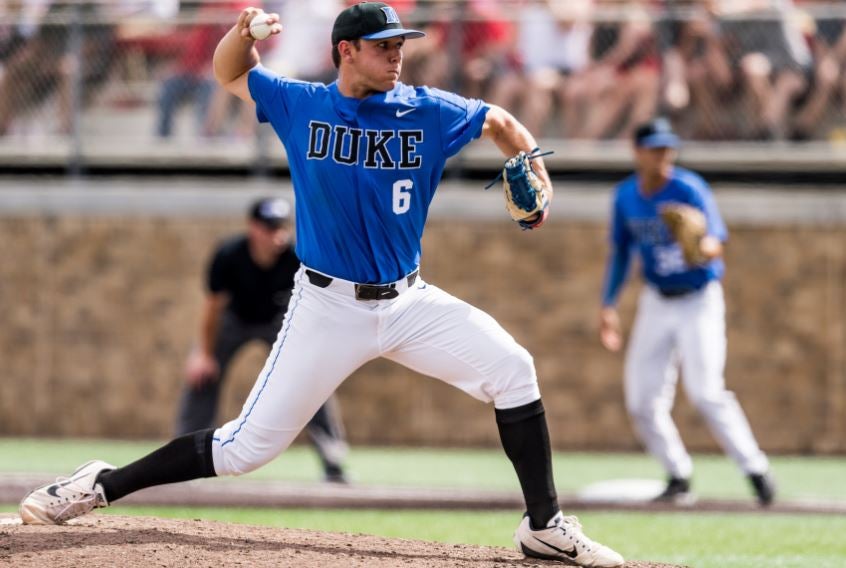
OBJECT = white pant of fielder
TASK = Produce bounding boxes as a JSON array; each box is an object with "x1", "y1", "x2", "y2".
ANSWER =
[
  {"x1": 624, "y1": 281, "x2": 769, "y2": 479},
  {"x1": 211, "y1": 266, "x2": 541, "y2": 475}
]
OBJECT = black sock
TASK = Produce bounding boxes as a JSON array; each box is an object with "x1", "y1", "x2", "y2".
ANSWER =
[
  {"x1": 496, "y1": 399, "x2": 559, "y2": 529},
  {"x1": 97, "y1": 429, "x2": 217, "y2": 503}
]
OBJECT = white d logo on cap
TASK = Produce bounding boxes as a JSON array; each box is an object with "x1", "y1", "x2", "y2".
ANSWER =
[{"x1": 381, "y1": 6, "x2": 400, "y2": 24}]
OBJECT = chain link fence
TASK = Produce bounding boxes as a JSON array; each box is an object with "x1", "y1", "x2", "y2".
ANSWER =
[{"x1": 2, "y1": 0, "x2": 846, "y2": 170}]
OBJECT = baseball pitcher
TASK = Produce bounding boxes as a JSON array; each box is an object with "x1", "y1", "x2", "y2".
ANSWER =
[{"x1": 20, "y1": 4, "x2": 623, "y2": 566}]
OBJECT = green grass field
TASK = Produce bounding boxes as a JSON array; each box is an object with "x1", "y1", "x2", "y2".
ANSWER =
[
  {"x1": 2, "y1": 438, "x2": 844, "y2": 501},
  {"x1": 2, "y1": 438, "x2": 845, "y2": 567}
]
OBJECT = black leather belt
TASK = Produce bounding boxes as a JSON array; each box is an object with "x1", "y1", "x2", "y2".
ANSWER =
[
  {"x1": 305, "y1": 269, "x2": 418, "y2": 300},
  {"x1": 658, "y1": 287, "x2": 697, "y2": 298}
]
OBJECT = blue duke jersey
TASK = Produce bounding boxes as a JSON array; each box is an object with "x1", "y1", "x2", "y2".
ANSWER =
[
  {"x1": 248, "y1": 65, "x2": 489, "y2": 284},
  {"x1": 602, "y1": 166, "x2": 727, "y2": 305}
]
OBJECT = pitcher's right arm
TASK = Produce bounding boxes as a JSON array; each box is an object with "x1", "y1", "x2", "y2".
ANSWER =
[{"x1": 213, "y1": 8, "x2": 281, "y2": 102}]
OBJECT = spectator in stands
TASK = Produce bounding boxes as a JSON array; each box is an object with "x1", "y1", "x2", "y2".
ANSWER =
[
  {"x1": 489, "y1": 0, "x2": 595, "y2": 138},
  {"x1": 155, "y1": 1, "x2": 249, "y2": 139},
  {"x1": 807, "y1": 0, "x2": 846, "y2": 88},
  {"x1": 825, "y1": 8, "x2": 846, "y2": 133},
  {"x1": 460, "y1": 0, "x2": 520, "y2": 100},
  {"x1": 789, "y1": 3, "x2": 841, "y2": 140},
  {"x1": 202, "y1": 79, "x2": 258, "y2": 139},
  {"x1": 712, "y1": 0, "x2": 813, "y2": 140},
  {"x1": 260, "y1": 0, "x2": 341, "y2": 84},
  {"x1": 0, "y1": 1, "x2": 28, "y2": 64},
  {"x1": 571, "y1": 0, "x2": 661, "y2": 140},
  {"x1": 0, "y1": 1, "x2": 117, "y2": 136},
  {"x1": 814, "y1": 0, "x2": 846, "y2": 88},
  {"x1": 423, "y1": 0, "x2": 519, "y2": 100},
  {"x1": 399, "y1": 3, "x2": 452, "y2": 89},
  {"x1": 655, "y1": 0, "x2": 735, "y2": 140}
]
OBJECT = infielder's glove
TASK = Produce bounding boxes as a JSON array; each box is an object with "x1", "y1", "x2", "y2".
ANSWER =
[
  {"x1": 660, "y1": 202, "x2": 708, "y2": 265},
  {"x1": 485, "y1": 148, "x2": 552, "y2": 230}
]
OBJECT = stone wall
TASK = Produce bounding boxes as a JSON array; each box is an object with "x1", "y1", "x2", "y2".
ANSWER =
[{"x1": 3, "y1": 215, "x2": 844, "y2": 453}]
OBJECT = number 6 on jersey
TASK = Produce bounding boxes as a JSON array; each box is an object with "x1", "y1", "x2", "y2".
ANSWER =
[{"x1": 392, "y1": 179, "x2": 413, "y2": 214}]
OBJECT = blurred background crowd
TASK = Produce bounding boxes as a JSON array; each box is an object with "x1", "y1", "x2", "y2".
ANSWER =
[{"x1": 3, "y1": 0, "x2": 846, "y2": 146}]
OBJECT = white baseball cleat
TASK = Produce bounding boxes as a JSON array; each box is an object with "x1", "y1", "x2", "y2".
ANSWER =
[
  {"x1": 514, "y1": 511, "x2": 625, "y2": 567},
  {"x1": 19, "y1": 460, "x2": 115, "y2": 525}
]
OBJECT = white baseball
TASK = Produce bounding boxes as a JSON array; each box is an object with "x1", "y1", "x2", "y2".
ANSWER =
[{"x1": 249, "y1": 12, "x2": 273, "y2": 40}]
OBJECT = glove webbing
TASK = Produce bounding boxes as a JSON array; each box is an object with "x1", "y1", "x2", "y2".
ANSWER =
[{"x1": 483, "y1": 147, "x2": 554, "y2": 190}]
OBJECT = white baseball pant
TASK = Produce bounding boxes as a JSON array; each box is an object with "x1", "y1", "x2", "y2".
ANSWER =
[
  {"x1": 211, "y1": 266, "x2": 541, "y2": 475},
  {"x1": 624, "y1": 281, "x2": 769, "y2": 478}
]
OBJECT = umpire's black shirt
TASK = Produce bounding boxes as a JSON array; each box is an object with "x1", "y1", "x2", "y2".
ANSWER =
[{"x1": 208, "y1": 235, "x2": 300, "y2": 324}]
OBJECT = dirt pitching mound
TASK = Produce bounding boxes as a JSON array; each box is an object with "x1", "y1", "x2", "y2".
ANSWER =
[{"x1": 0, "y1": 514, "x2": 684, "y2": 567}]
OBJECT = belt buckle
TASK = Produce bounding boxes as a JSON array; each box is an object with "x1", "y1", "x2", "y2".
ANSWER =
[{"x1": 355, "y1": 283, "x2": 399, "y2": 301}]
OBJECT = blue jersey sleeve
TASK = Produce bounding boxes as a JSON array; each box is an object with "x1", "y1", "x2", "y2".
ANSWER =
[
  {"x1": 247, "y1": 65, "x2": 317, "y2": 137},
  {"x1": 602, "y1": 248, "x2": 631, "y2": 307},
  {"x1": 602, "y1": 195, "x2": 633, "y2": 306},
  {"x1": 610, "y1": 192, "x2": 632, "y2": 250},
  {"x1": 700, "y1": 187, "x2": 728, "y2": 242},
  {"x1": 427, "y1": 87, "x2": 489, "y2": 158}
]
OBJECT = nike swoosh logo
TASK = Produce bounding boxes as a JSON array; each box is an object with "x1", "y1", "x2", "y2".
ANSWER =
[
  {"x1": 532, "y1": 535, "x2": 579, "y2": 559},
  {"x1": 396, "y1": 108, "x2": 415, "y2": 117},
  {"x1": 46, "y1": 480, "x2": 73, "y2": 497}
]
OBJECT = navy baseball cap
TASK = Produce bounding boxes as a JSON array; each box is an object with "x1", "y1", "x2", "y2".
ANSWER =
[
  {"x1": 634, "y1": 118, "x2": 680, "y2": 149},
  {"x1": 332, "y1": 2, "x2": 425, "y2": 44},
  {"x1": 250, "y1": 197, "x2": 291, "y2": 228}
]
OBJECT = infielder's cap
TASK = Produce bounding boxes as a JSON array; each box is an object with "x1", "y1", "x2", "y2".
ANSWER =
[
  {"x1": 331, "y1": 2, "x2": 425, "y2": 44},
  {"x1": 250, "y1": 197, "x2": 291, "y2": 228},
  {"x1": 634, "y1": 117, "x2": 680, "y2": 149}
]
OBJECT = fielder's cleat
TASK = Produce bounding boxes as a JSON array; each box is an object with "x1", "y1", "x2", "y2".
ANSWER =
[
  {"x1": 749, "y1": 471, "x2": 776, "y2": 506},
  {"x1": 19, "y1": 460, "x2": 115, "y2": 525},
  {"x1": 323, "y1": 466, "x2": 349, "y2": 485},
  {"x1": 514, "y1": 511, "x2": 624, "y2": 567},
  {"x1": 653, "y1": 476, "x2": 696, "y2": 506}
]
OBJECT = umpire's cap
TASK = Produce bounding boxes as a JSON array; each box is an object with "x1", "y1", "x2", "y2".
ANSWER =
[
  {"x1": 634, "y1": 117, "x2": 680, "y2": 149},
  {"x1": 332, "y1": 2, "x2": 425, "y2": 44},
  {"x1": 250, "y1": 197, "x2": 292, "y2": 228}
]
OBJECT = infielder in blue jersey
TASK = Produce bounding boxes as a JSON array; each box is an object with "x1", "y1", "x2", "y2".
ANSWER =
[
  {"x1": 599, "y1": 118, "x2": 775, "y2": 506},
  {"x1": 19, "y1": 3, "x2": 622, "y2": 566}
]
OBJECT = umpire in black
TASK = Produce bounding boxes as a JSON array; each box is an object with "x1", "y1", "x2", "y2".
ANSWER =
[{"x1": 176, "y1": 196, "x2": 349, "y2": 483}]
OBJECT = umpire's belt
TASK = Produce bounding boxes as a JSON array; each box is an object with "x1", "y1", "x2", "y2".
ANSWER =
[{"x1": 304, "y1": 267, "x2": 419, "y2": 300}]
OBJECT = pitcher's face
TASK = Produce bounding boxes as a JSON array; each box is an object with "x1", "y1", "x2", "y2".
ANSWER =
[{"x1": 343, "y1": 36, "x2": 405, "y2": 93}]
